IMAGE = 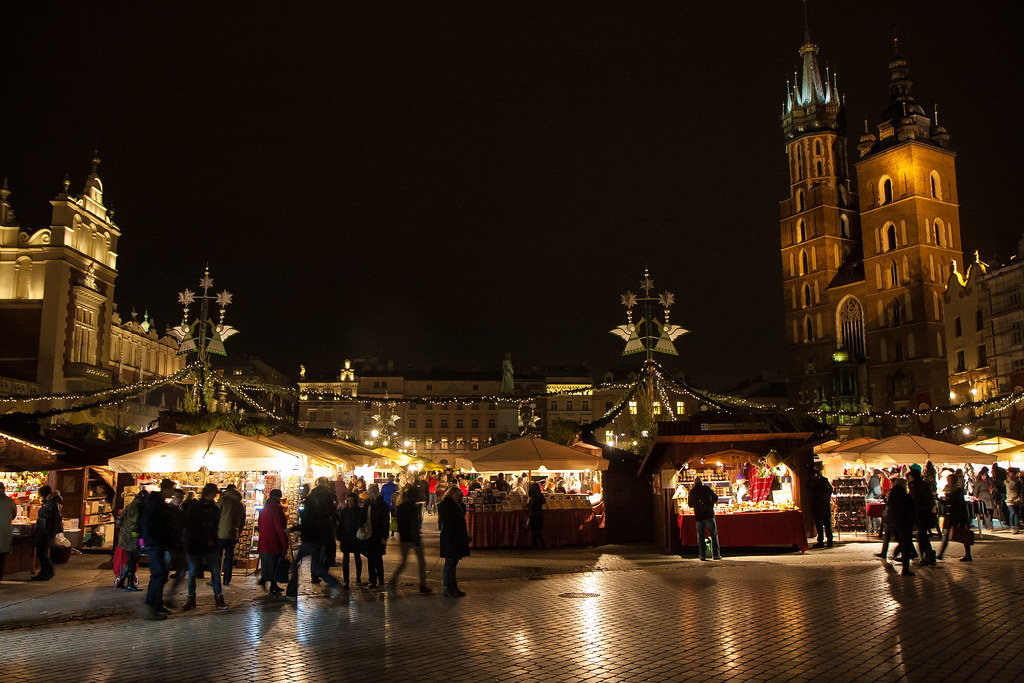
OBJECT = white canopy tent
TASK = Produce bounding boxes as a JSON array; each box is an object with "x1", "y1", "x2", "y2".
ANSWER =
[
  {"x1": 828, "y1": 434, "x2": 995, "y2": 466},
  {"x1": 108, "y1": 430, "x2": 305, "y2": 474},
  {"x1": 464, "y1": 436, "x2": 609, "y2": 473}
]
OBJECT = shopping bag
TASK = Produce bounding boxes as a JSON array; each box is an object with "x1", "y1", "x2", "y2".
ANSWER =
[
  {"x1": 356, "y1": 514, "x2": 373, "y2": 541},
  {"x1": 951, "y1": 527, "x2": 975, "y2": 546},
  {"x1": 274, "y1": 555, "x2": 291, "y2": 583}
]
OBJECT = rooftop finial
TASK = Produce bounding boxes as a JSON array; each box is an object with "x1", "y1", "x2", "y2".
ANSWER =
[
  {"x1": 802, "y1": 0, "x2": 811, "y2": 45},
  {"x1": 893, "y1": 35, "x2": 899, "y2": 56},
  {"x1": 933, "y1": 103, "x2": 939, "y2": 125},
  {"x1": 62, "y1": 169, "x2": 70, "y2": 195},
  {"x1": 864, "y1": 119, "x2": 869, "y2": 133},
  {"x1": 91, "y1": 146, "x2": 101, "y2": 174}
]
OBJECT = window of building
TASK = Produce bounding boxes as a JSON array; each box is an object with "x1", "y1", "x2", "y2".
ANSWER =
[
  {"x1": 1013, "y1": 358, "x2": 1024, "y2": 372},
  {"x1": 881, "y1": 177, "x2": 893, "y2": 204},
  {"x1": 471, "y1": 403, "x2": 479, "y2": 410},
  {"x1": 456, "y1": 403, "x2": 463, "y2": 410},
  {"x1": 840, "y1": 214, "x2": 850, "y2": 238},
  {"x1": 800, "y1": 250, "x2": 809, "y2": 275},
  {"x1": 804, "y1": 315, "x2": 814, "y2": 342},
  {"x1": 426, "y1": 384, "x2": 432, "y2": 390},
  {"x1": 889, "y1": 260, "x2": 898, "y2": 288},
  {"x1": 894, "y1": 341, "x2": 903, "y2": 361},
  {"x1": 816, "y1": 160, "x2": 823, "y2": 176},
  {"x1": 797, "y1": 220, "x2": 806, "y2": 243},
  {"x1": 440, "y1": 418, "x2": 448, "y2": 428},
  {"x1": 1012, "y1": 329, "x2": 1024, "y2": 347},
  {"x1": 954, "y1": 317, "x2": 962, "y2": 337},
  {"x1": 363, "y1": 402, "x2": 371, "y2": 409},
  {"x1": 838, "y1": 296, "x2": 866, "y2": 359},
  {"x1": 930, "y1": 171, "x2": 941, "y2": 200},
  {"x1": 653, "y1": 402, "x2": 661, "y2": 415},
  {"x1": 892, "y1": 299, "x2": 903, "y2": 326},
  {"x1": 803, "y1": 283, "x2": 812, "y2": 308},
  {"x1": 550, "y1": 400, "x2": 557, "y2": 411},
  {"x1": 456, "y1": 418, "x2": 463, "y2": 428},
  {"x1": 71, "y1": 304, "x2": 99, "y2": 364},
  {"x1": 884, "y1": 223, "x2": 896, "y2": 251},
  {"x1": 566, "y1": 400, "x2": 573, "y2": 411},
  {"x1": 676, "y1": 401, "x2": 685, "y2": 415},
  {"x1": 955, "y1": 350, "x2": 966, "y2": 372},
  {"x1": 796, "y1": 189, "x2": 805, "y2": 212},
  {"x1": 582, "y1": 400, "x2": 589, "y2": 411},
  {"x1": 424, "y1": 403, "x2": 433, "y2": 410},
  {"x1": 440, "y1": 438, "x2": 448, "y2": 450},
  {"x1": 815, "y1": 140, "x2": 822, "y2": 155},
  {"x1": 604, "y1": 430, "x2": 615, "y2": 445},
  {"x1": 978, "y1": 344, "x2": 988, "y2": 368},
  {"x1": 628, "y1": 401, "x2": 637, "y2": 415},
  {"x1": 1010, "y1": 291, "x2": 1023, "y2": 307},
  {"x1": 308, "y1": 409, "x2": 317, "y2": 423},
  {"x1": 932, "y1": 219, "x2": 945, "y2": 247},
  {"x1": 408, "y1": 418, "x2": 417, "y2": 429},
  {"x1": 472, "y1": 384, "x2": 478, "y2": 391},
  {"x1": 487, "y1": 418, "x2": 496, "y2": 428},
  {"x1": 471, "y1": 418, "x2": 479, "y2": 429},
  {"x1": 976, "y1": 308, "x2": 984, "y2": 331},
  {"x1": 425, "y1": 418, "x2": 433, "y2": 429}
]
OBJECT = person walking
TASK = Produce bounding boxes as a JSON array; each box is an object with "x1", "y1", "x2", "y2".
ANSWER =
[
  {"x1": 183, "y1": 483, "x2": 229, "y2": 611},
  {"x1": 257, "y1": 488, "x2": 288, "y2": 595},
  {"x1": 810, "y1": 469, "x2": 834, "y2": 549},
  {"x1": 387, "y1": 485, "x2": 432, "y2": 594},
  {"x1": 414, "y1": 473, "x2": 429, "y2": 530},
  {"x1": 337, "y1": 493, "x2": 363, "y2": 589},
  {"x1": 285, "y1": 479, "x2": 341, "y2": 600},
  {"x1": 438, "y1": 485, "x2": 470, "y2": 597},
  {"x1": 141, "y1": 479, "x2": 175, "y2": 619},
  {"x1": 362, "y1": 483, "x2": 390, "y2": 590},
  {"x1": 937, "y1": 471, "x2": 973, "y2": 562},
  {"x1": 1007, "y1": 469, "x2": 1022, "y2": 534},
  {"x1": 908, "y1": 466, "x2": 936, "y2": 566},
  {"x1": 975, "y1": 468, "x2": 995, "y2": 530},
  {"x1": 0, "y1": 482, "x2": 16, "y2": 583},
  {"x1": 427, "y1": 473, "x2": 439, "y2": 515},
  {"x1": 164, "y1": 489, "x2": 187, "y2": 604},
  {"x1": 528, "y1": 482, "x2": 546, "y2": 550},
  {"x1": 688, "y1": 477, "x2": 722, "y2": 561},
  {"x1": 115, "y1": 490, "x2": 145, "y2": 591},
  {"x1": 216, "y1": 483, "x2": 246, "y2": 587},
  {"x1": 886, "y1": 479, "x2": 917, "y2": 576}
]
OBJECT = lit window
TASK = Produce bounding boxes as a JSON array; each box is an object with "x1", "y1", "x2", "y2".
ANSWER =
[
  {"x1": 628, "y1": 401, "x2": 638, "y2": 415},
  {"x1": 653, "y1": 402, "x2": 661, "y2": 415},
  {"x1": 604, "y1": 430, "x2": 616, "y2": 445}
]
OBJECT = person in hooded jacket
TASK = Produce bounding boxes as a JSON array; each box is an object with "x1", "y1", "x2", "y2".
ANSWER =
[
  {"x1": 216, "y1": 483, "x2": 246, "y2": 586},
  {"x1": 31, "y1": 486, "x2": 62, "y2": 581},
  {"x1": 183, "y1": 483, "x2": 229, "y2": 612},
  {"x1": 336, "y1": 493, "x2": 363, "y2": 588},
  {"x1": 257, "y1": 488, "x2": 288, "y2": 594}
]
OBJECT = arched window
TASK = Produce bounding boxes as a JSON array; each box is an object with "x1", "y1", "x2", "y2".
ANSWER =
[
  {"x1": 837, "y1": 296, "x2": 866, "y2": 360},
  {"x1": 936, "y1": 332, "x2": 943, "y2": 356},
  {"x1": 815, "y1": 140, "x2": 822, "y2": 155},
  {"x1": 933, "y1": 218, "x2": 945, "y2": 247},
  {"x1": 908, "y1": 333, "x2": 916, "y2": 358},
  {"x1": 889, "y1": 259, "x2": 898, "y2": 288},
  {"x1": 904, "y1": 293, "x2": 913, "y2": 321},
  {"x1": 902, "y1": 256, "x2": 910, "y2": 284},
  {"x1": 14, "y1": 256, "x2": 32, "y2": 299},
  {"x1": 804, "y1": 315, "x2": 814, "y2": 342},
  {"x1": 881, "y1": 177, "x2": 893, "y2": 204},
  {"x1": 816, "y1": 160, "x2": 823, "y2": 176},
  {"x1": 933, "y1": 291, "x2": 941, "y2": 319},
  {"x1": 886, "y1": 223, "x2": 897, "y2": 251},
  {"x1": 796, "y1": 219, "x2": 806, "y2": 243},
  {"x1": 840, "y1": 214, "x2": 850, "y2": 238},
  {"x1": 796, "y1": 189, "x2": 805, "y2": 212},
  {"x1": 892, "y1": 298, "x2": 903, "y2": 326},
  {"x1": 803, "y1": 283, "x2": 812, "y2": 308},
  {"x1": 894, "y1": 340, "x2": 904, "y2": 361},
  {"x1": 800, "y1": 250, "x2": 809, "y2": 275},
  {"x1": 930, "y1": 170, "x2": 941, "y2": 200}
]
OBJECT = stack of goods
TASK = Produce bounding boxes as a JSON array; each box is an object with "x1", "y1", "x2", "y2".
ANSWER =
[
  {"x1": 466, "y1": 489, "x2": 509, "y2": 512},
  {"x1": 833, "y1": 476, "x2": 868, "y2": 531}
]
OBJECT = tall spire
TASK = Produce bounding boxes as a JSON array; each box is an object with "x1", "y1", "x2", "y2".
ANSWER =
[
  {"x1": 802, "y1": 0, "x2": 812, "y2": 46},
  {"x1": 781, "y1": 0, "x2": 842, "y2": 139}
]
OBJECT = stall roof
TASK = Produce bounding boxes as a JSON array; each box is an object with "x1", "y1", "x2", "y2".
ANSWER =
[
  {"x1": 465, "y1": 436, "x2": 609, "y2": 472},
  {"x1": 0, "y1": 430, "x2": 63, "y2": 471},
  {"x1": 963, "y1": 436, "x2": 1024, "y2": 455},
  {"x1": 828, "y1": 434, "x2": 994, "y2": 466},
  {"x1": 259, "y1": 434, "x2": 355, "y2": 470},
  {"x1": 107, "y1": 429, "x2": 303, "y2": 473}
]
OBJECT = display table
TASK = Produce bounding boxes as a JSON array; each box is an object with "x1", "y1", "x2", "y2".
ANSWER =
[
  {"x1": 467, "y1": 507, "x2": 604, "y2": 549},
  {"x1": 677, "y1": 510, "x2": 808, "y2": 552},
  {"x1": 6, "y1": 525, "x2": 38, "y2": 574}
]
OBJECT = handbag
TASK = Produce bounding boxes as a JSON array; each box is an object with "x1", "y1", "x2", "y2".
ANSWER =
[
  {"x1": 274, "y1": 554, "x2": 291, "y2": 583},
  {"x1": 951, "y1": 527, "x2": 975, "y2": 546},
  {"x1": 356, "y1": 511, "x2": 373, "y2": 541}
]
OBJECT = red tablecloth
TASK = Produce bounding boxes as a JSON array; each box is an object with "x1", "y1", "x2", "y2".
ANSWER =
[
  {"x1": 467, "y1": 507, "x2": 605, "y2": 549},
  {"x1": 678, "y1": 510, "x2": 808, "y2": 552},
  {"x1": 866, "y1": 503, "x2": 886, "y2": 519}
]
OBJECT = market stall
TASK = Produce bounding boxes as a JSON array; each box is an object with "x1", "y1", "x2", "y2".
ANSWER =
[
  {"x1": 672, "y1": 453, "x2": 807, "y2": 552},
  {"x1": 461, "y1": 436, "x2": 608, "y2": 549},
  {"x1": 1, "y1": 431, "x2": 65, "y2": 573},
  {"x1": 107, "y1": 430, "x2": 336, "y2": 570}
]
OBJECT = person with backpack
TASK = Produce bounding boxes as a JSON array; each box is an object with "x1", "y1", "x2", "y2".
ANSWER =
[{"x1": 115, "y1": 490, "x2": 146, "y2": 591}]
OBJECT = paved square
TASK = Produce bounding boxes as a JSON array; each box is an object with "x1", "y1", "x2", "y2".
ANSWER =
[{"x1": 2, "y1": 531, "x2": 1023, "y2": 682}]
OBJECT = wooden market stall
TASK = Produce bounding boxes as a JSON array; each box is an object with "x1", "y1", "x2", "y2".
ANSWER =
[{"x1": 1, "y1": 430, "x2": 65, "y2": 573}]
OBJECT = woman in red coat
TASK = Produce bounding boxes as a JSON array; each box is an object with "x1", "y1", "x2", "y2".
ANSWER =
[{"x1": 257, "y1": 489, "x2": 289, "y2": 594}]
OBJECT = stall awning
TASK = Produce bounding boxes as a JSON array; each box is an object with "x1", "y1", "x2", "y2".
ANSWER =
[
  {"x1": 107, "y1": 429, "x2": 303, "y2": 473},
  {"x1": 258, "y1": 434, "x2": 356, "y2": 471},
  {"x1": 465, "y1": 436, "x2": 609, "y2": 472},
  {"x1": 827, "y1": 434, "x2": 994, "y2": 466}
]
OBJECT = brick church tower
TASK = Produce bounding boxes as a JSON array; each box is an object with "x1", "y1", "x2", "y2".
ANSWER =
[{"x1": 779, "y1": 15, "x2": 964, "y2": 425}]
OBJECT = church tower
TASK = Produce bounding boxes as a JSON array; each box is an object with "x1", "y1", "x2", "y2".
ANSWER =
[
  {"x1": 779, "y1": 7, "x2": 860, "y2": 409},
  {"x1": 855, "y1": 44, "x2": 962, "y2": 414}
]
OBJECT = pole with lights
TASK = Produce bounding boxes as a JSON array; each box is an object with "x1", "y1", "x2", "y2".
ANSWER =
[{"x1": 169, "y1": 266, "x2": 238, "y2": 412}]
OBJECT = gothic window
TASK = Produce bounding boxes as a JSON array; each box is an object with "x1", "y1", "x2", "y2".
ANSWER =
[
  {"x1": 804, "y1": 315, "x2": 814, "y2": 342},
  {"x1": 800, "y1": 250, "x2": 809, "y2": 275},
  {"x1": 977, "y1": 308, "x2": 984, "y2": 331},
  {"x1": 904, "y1": 293, "x2": 913, "y2": 321},
  {"x1": 796, "y1": 219, "x2": 806, "y2": 242},
  {"x1": 933, "y1": 218, "x2": 945, "y2": 247},
  {"x1": 889, "y1": 260, "x2": 898, "y2": 288},
  {"x1": 796, "y1": 190, "x2": 805, "y2": 212},
  {"x1": 803, "y1": 283, "x2": 812, "y2": 308},
  {"x1": 936, "y1": 332, "x2": 944, "y2": 356},
  {"x1": 840, "y1": 214, "x2": 850, "y2": 238},
  {"x1": 815, "y1": 140, "x2": 822, "y2": 155},
  {"x1": 930, "y1": 171, "x2": 941, "y2": 200},
  {"x1": 892, "y1": 299, "x2": 903, "y2": 326},
  {"x1": 880, "y1": 177, "x2": 894, "y2": 204},
  {"x1": 933, "y1": 292, "x2": 941, "y2": 320},
  {"x1": 895, "y1": 341, "x2": 904, "y2": 361},
  {"x1": 816, "y1": 160, "x2": 823, "y2": 176},
  {"x1": 885, "y1": 223, "x2": 897, "y2": 251},
  {"x1": 908, "y1": 333, "x2": 916, "y2": 358}
]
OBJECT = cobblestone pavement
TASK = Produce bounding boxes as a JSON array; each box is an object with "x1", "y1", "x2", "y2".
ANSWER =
[{"x1": 2, "y1": 531, "x2": 1024, "y2": 682}]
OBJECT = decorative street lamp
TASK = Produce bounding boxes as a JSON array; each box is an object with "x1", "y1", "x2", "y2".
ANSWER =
[{"x1": 169, "y1": 266, "x2": 239, "y2": 412}]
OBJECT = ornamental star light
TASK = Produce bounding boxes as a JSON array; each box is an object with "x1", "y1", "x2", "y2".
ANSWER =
[
  {"x1": 216, "y1": 290, "x2": 233, "y2": 307},
  {"x1": 621, "y1": 291, "x2": 637, "y2": 309},
  {"x1": 200, "y1": 275, "x2": 214, "y2": 290},
  {"x1": 178, "y1": 289, "x2": 195, "y2": 306},
  {"x1": 660, "y1": 291, "x2": 675, "y2": 308}
]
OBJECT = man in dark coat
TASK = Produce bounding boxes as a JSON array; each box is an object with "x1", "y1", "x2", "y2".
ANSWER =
[
  {"x1": 141, "y1": 479, "x2": 175, "y2": 620},
  {"x1": 687, "y1": 477, "x2": 721, "y2": 561},
  {"x1": 438, "y1": 485, "x2": 470, "y2": 597},
  {"x1": 811, "y1": 470, "x2": 834, "y2": 549},
  {"x1": 286, "y1": 478, "x2": 341, "y2": 600},
  {"x1": 183, "y1": 483, "x2": 229, "y2": 611},
  {"x1": 907, "y1": 467, "x2": 936, "y2": 566},
  {"x1": 31, "y1": 486, "x2": 62, "y2": 581},
  {"x1": 886, "y1": 479, "x2": 917, "y2": 576}
]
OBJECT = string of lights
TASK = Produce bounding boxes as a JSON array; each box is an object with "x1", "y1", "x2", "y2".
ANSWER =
[
  {"x1": 214, "y1": 378, "x2": 287, "y2": 422},
  {"x1": 0, "y1": 364, "x2": 198, "y2": 405}
]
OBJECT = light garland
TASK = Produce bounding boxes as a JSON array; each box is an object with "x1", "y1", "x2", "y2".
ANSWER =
[
  {"x1": 0, "y1": 364, "x2": 198, "y2": 405},
  {"x1": 0, "y1": 430, "x2": 60, "y2": 455},
  {"x1": 214, "y1": 378, "x2": 287, "y2": 422}
]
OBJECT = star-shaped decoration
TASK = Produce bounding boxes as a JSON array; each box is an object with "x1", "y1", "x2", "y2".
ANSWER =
[
  {"x1": 216, "y1": 290, "x2": 233, "y2": 306},
  {"x1": 620, "y1": 291, "x2": 637, "y2": 308},
  {"x1": 199, "y1": 275, "x2": 214, "y2": 290},
  {"x1": 660, "y1": 291, "x2": 675, "y2": 308},
  {"x1": 178, "y1": 289, "x2": 195, "y2": 306},
  {"x1": 640, "y1": 276, "x2": 654, "y2": 293}
]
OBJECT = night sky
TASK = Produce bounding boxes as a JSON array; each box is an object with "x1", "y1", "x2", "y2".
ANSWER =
[{"x1": 2, "y1": 3, "x2": 1021, "y2": 391}]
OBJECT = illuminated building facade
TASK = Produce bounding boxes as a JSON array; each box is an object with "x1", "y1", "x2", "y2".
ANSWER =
[
  {"x1": 780, "y1": 27, "x2": 964, "y2": 422},
  {"x1": 0, "y1": 156, "x2": 184, "y2": 429}
]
